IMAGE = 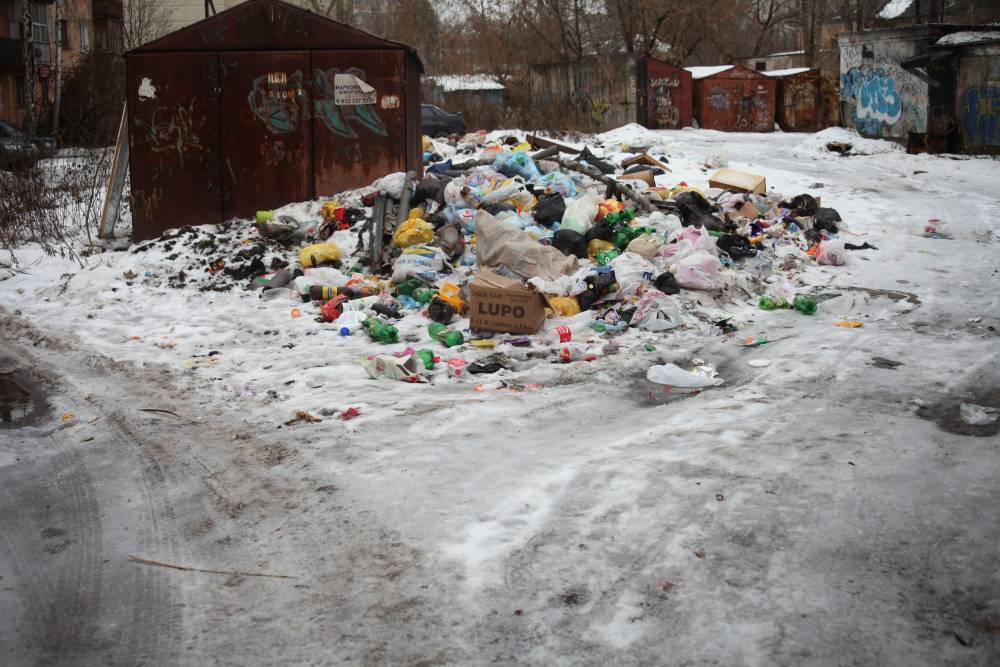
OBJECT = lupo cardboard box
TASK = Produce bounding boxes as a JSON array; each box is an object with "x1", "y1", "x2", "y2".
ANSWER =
[
  {"x1": 469, "y1": 269, "x2": 547, "y2": 334},
  {"x1": 708, "y1": 168, "x2": 766, "y2": 194}
]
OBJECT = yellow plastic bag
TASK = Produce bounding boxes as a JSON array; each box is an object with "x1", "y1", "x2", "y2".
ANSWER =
[
  {"x1": 587, "y1": 239, "x2": 615, "y2": 261},
  {"x1": 437, "y1": 281, "x2": 468, "y2": 314},
  {"x1": 422, "y1": 135, "x2": 433, "y2": 152},
  {"x1": 407, "y1": 207, "x2": 426, "y2": 222},
  {"x1": 299, "y1": 243, "x2": 342, "y2": 268},
  {"x1": 546, "y1": 296, "x2": 581, "y2": 317},
  {"x1": 393, "y1": 217, "x2": 434, "y2": 248}
]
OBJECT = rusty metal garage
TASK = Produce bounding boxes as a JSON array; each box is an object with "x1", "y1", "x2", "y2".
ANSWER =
[{"x1": 125, "y1": 0, "x2": 422, "y2": 240}]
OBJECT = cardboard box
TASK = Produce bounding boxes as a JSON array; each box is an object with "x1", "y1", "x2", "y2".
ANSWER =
[
  {"x1": 621, "y1": 152, "x2": 672, "y2": 173},
  {"x1": 708, "y1": 168, "x2": 766, "y2": 194},
  {"x1": 469, "y1": 269, "x2": 547, "y2": 334},
  {"x1": 620, "y1": 169, "x2": 656, "y2": 187}
]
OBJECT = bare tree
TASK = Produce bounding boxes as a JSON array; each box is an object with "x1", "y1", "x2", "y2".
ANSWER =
[
  {"x1": 123, "y1": 0, "x2": 172, "y2": 50},
  {"x1": 302, "y1": 0, "x2": 355, "y2": 21},
  {"x1": 21, "y1": 1, "x2": 35, "y2": 134}
]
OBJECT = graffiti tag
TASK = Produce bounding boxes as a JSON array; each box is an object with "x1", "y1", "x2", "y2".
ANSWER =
[
  {"x1": 707, "y1": 85, "x2": 729, "y2": 111},
  {"x1": 313, "y1": 67, "x2": 388, "y2": 138},
  {"x1": 841, "y1": 67, "x2": 903, "y2": 136},
  {"x1": 248, "y1": 70, "x2": 308, "y2": 134},
  {"x1": 959, "y1": 84, "x2": 1000, "y2": 147},
  {"x1": 134, "y1": 100, "x2": 205, "y2": 166}
]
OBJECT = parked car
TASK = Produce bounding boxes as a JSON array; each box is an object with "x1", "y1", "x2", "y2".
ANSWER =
[
  {"x1": 421, "y1": 104, "x2": 466, "y2": 138},
  {"x1": 0, "y1": 121, "x2": 55, "y2": 170}
]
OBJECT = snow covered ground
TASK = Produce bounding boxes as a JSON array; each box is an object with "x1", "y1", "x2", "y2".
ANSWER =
[{"x1": 2, "y1": 127, "x2": 999, "y2": 664}]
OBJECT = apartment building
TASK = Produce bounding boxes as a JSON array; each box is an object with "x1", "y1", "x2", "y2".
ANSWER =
[{"x1": 0, "y1": 0, "x2": 123, "y2": 128}]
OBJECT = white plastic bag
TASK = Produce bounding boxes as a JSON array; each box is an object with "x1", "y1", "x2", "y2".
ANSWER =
[
  {"x1": 672, "y1": 252, "x2": 721, "y2": 290},
  {"x1": 304, "y1": 267, "x2": 350, "y2": 287},
  {"x1": 646, "y1": 211, "x2": 682, "y2": 236},
  {"x1": 817, "y1": 243, "x2": 847, "y2": 266},
  {"x1": 631, "y1": 291, "x2": 684, "y2": 331},
  {"x1": 646, "y1": 363, "x2": 724, "y2": 387},
  {"x1": 560, "y1": 191, "x2": 600, "y2": 234},
  {"x1": 374, "y1": 172, "x2": 407, "y2": 198},
  {"x1": 391, "y1": 245, "x2": 447, "y2": 282}
]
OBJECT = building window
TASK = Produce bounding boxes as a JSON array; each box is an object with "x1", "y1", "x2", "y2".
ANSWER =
[
  {"x1": 16, "y1": 75, "x2": 25, "y2": 108},
  {"x1": 60, "y1": 20, "x2": 68, "y2": 47},
  {"x1": 755, "y1": 61, "x2": 766, "y2": 71},
  {"x1": 80, "y1": 23, "x2": 91, "y2": 52},
  {"x1": 31, "y1": 3, "x2": 51, "y2": 64}
]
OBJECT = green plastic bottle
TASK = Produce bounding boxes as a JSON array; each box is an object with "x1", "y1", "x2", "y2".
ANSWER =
[
  {"x1": 428, "y1": 322, "x2": 464, "y2": 348},
  {"x1": 394, "y1": 278, "x2": 422, "y2": 297},
  {"x1": 793, "y1": 295, "x2": 818, "y2": 315},
  {"x1": 414, "y1": 349, "x2": 436, "y2": 370},
  {"x1": 596, "y1": 248, "x2": 621, "y2": 266},
  {"x1": 758, "y1": 295, "x2": 789, "y2": 310},
  {"x1": 413, "y1": 287, "x2": 436, "y2": 304},
  {"x1": 362, "y1": 318, "x2": 399, "y2": 344}
]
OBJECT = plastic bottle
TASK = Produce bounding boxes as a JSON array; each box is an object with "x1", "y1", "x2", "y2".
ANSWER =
[
  {"x1": 758, "y1": 295, "x2": 789, "y2": 310},
  {"x1": 596, "y1": 248, "x2": 621, "y2": 266},
  {"x1": 309, "y1": 285, "x2": 339, "y2": 302},
  {"x1": 414, "y1": 349, "x2": 436, "y2": 370},
  {"x1": 260, "y1": 287, "x2": 297, "y2": 302},
  {"x1": 337, "y1": 311, "x2": 367, "y2": 336},
  {"x1": 340, "y1": 295, "x2": 381, "y2": 312},
  {"x1": 362, "y1": 318, "x2": 399, "y2": 344},
  {"x1": 428, "y1": 322, "x2": 464, "y2": 347},
  {"x1": 394, "y1": 278, "x2": 424, "y2": 297},
  {"x1": 413, "y1": 287, "x2": 437, "y2": 304},
  {"x1": 589, "y1": 320, "x2": 628, "y2": 333},
  {"x1": 793, "y1": 294, "x2": 817, "y2": 315}
]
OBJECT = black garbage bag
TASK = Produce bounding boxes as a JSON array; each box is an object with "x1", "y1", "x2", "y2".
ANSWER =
[
  {"x1": 716, "y1": 234, "x2": 757, "y2": 260},
  {"x1": 780, "y1": 193, "x2": 818, "y2": 216},
  {"x1": 813, "y1": 207, "x2": 841, "y2": 234},
  {"x1": 412, "y1": 177, "x2": 448, "y2": 207},
  {"x1": 578, "y1": 147, "x2": 616, "y2": 174},
  {"x1": 533, "y1": 193, "x2": 566, "y2": 227},
  {"x1": 484, "y1": 203, "x2": 517, "y2": 215},
  {"x1": 675, "y1": 190, "x2": 714, "y2": 215},
  {"x1": 624, "y1": 164, "x2": 665, "y2": 176},
  {"x1": 428, "y1": 297, "x2": 456, "y2": 324},
  {"x1": 468, "y1": 357, "x2": 505, "y2": 374},
  {"x1": 586, "y1": 218, "x2": 616, "y2": 243},
  {"x1": 552, "y1": 229, "x2": 587, "y2": 259},
  {"x1": 653, "y1": 272, "x2": 680, "y2": 295},
  {"x1": 425, "y1": 160, "x2": 453, "y2": 175}
]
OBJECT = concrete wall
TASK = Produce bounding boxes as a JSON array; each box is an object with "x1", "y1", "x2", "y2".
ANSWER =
[
  {"x1": 838, "y1": 27, "x2": 945, "y2": 139},
  {"x1": 955, "y1": 43, "x2": 1000, "y2": 152}
]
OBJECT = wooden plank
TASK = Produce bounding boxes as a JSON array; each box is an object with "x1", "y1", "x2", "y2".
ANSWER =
[{"x1": 98, "y1": 105, "x2": 129, "y2": 239}]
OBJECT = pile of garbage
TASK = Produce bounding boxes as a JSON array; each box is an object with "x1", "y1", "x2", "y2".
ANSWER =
[{"x1": 146, "y1": 131, "x2": 859, "y2": 387}]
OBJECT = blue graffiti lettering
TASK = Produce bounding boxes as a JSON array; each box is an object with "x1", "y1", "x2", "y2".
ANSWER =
[
  {"x1": 841, "y1": 67, "x2": 903, "y2": 137},
  {"x1": 959, "y1": 84, "x2": 1000, "y2": 147}
]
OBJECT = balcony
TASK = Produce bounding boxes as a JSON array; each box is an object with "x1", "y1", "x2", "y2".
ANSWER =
[
  {"x1": 92, "y1": 0, "x2": 124, "y2": 19},
  {"x1": 0, "y1": 37, "x2": 24, "y2": 66}
]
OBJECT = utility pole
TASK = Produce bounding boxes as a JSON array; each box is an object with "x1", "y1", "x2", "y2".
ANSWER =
[
  {"x1": 53, "y1": 0, "x2": 64, "y2": 137},
  {"x1": 21, "y1": 0, "x2": 36, "y2": 134}
]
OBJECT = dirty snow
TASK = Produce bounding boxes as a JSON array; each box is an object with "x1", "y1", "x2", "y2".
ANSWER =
[
  {"x1": 426, "y1": 74, "x2": 506, "y2": 92},
  {"x1": 685, "y1": 65, "x2": 733, "y2": 80},
  {"x1": 936, "y1": 31, "x2": 1000, "y2": 46},
  {"x1": 763, "y1": 67, "x2": 813, "y2": 77},
  {"x1": 2, "y1": 126, "x2": 1000, "y2": 663},
  {"x1": 795, "y1": 126, "x2": 904, "y2": 157},
  {"x1": 878, "y1": 0, "x2": 912, "y2": 19}
]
